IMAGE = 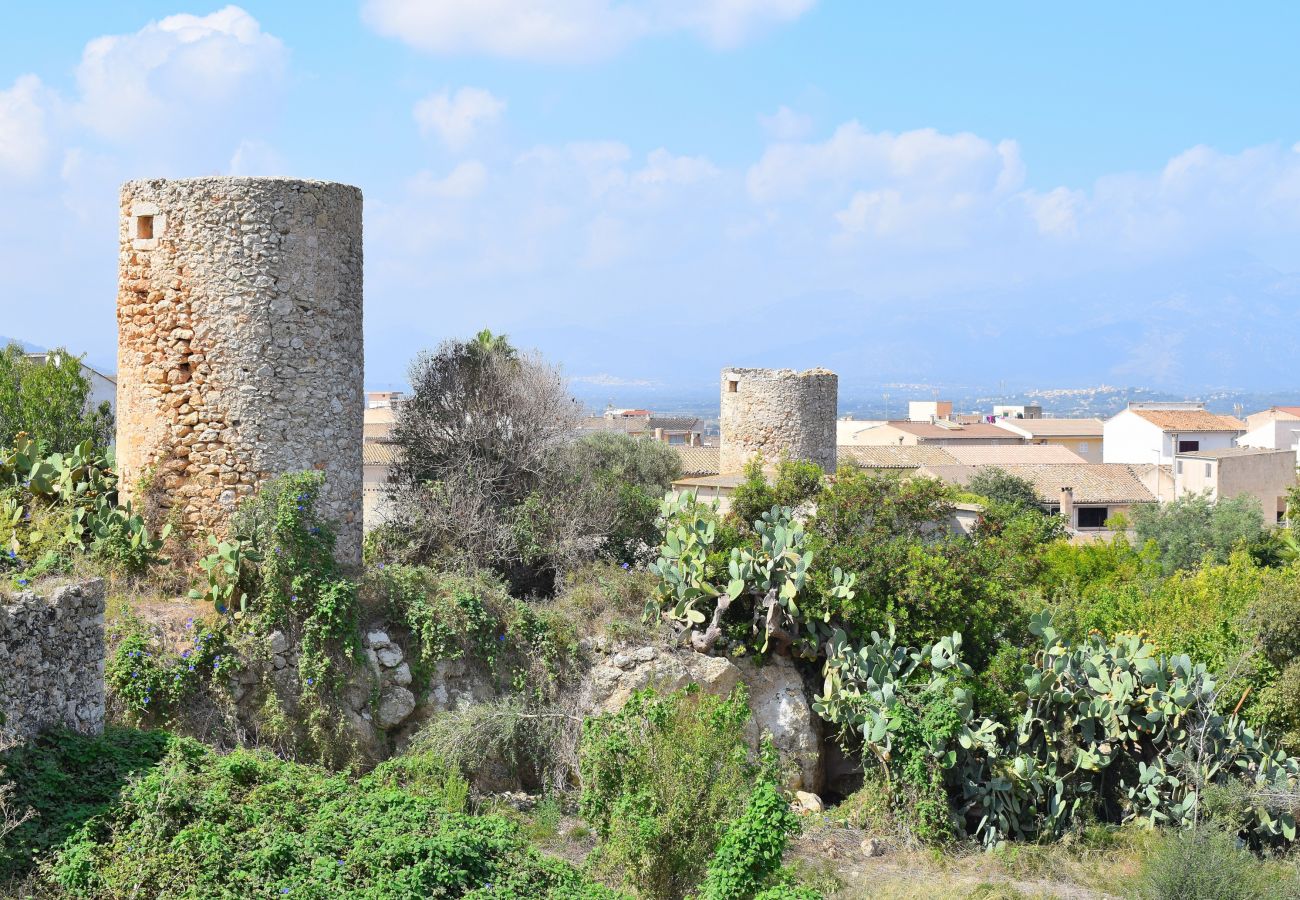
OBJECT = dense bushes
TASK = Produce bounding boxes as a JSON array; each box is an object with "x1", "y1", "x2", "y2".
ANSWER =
[
  {"x1": 1, "y1": 434, "x2": 170, "y2": 588},
  {"x1": 43, "y1": 737, "x2": 624, "y2": 899},
  {"x1": 0, "y1": 727, "x2": 174, "y2": 881},
  {"x1": 580, "y1": 687, "x2": 756, "y2": 900}
]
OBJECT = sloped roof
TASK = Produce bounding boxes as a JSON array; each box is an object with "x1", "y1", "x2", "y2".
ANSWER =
[
  {"x1": 838, "y1": 445, "x2": 960, "y2": 468},
  {"x1": 647, "y1": 416, "x2": 700, "y2": 431},
  {"x1": 996, "y1": 464, "x2": 1157, "y2": 505},
  {"x1": 362, "y1": 441, "x2": 401, "y2": 467},
  {"x1": 888, "y1": 421, "x2": 1022, "y2": 440},
  {"x1": 945, "y1": 444, "x2": 1085, "y2": 465},
  {"x1": 672, "y1": 445, "x2": 721, "y2": 476},
  {"x1": 1127, "y1": 408, "x2": 1244, "y2": 432},
  {"x1": 995, "y1": 417, "x2": 1104, "y2": 438},
  {"x1": 1178, "y1": 447, "x2": 1293, "y2": 460},
  {"x1": 919, "y1": 462, "x2": 1156, "y2": 505}
]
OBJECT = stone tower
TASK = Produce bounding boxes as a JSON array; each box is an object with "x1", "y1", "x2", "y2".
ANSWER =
[
  {"x1": 116, "y1": 177, "x2": 364, "y2": 566},
  {"x1": 719, "y1": 367, "x2": 837, "y2": 474}
]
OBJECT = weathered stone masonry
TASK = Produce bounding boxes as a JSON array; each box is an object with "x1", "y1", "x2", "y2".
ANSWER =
[
  {"x1": 0, "y1": 579, "x2": 106, "y2": 740},
  {"x1": 719, "y1": 367, "x2": 838, "y2": 474},
  {"x1": 116, "y1": 177, "x2": 364, "y2": 566}
]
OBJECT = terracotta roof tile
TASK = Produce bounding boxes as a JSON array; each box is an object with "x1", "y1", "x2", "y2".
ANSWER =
[{"x1": 1127, "y1": 409, "x2": 1244, "y2": 432}]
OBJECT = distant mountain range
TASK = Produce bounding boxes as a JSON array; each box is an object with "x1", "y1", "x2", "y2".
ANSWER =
[{"x1": 0, "y1": 335, "x2": 44, "y2": 353}]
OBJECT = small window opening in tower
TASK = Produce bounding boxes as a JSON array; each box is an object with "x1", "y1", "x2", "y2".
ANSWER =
[
  {"x1": 727, "y1": 379, "x2": 739, "y2": 393},
  {"x1": 136, "y1": 215, "x2": 155, "y2": 240}
]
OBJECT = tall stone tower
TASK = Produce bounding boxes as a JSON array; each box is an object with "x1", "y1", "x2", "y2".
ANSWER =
[
  {"x1": 719, "y1": 367, "x2": 838, "y2": 474},
  {"x1": 116, "y1": 177, "x2": 364, "y2": 566}
]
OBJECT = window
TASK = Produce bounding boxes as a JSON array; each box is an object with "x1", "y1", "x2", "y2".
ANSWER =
[
  {"x1": 136, "y1": 215, "x2": 154, "y2": 240},
  {"x1": 1178, "y1": 439, "x2": 1199, "y2": 453},
  {"x1": 1076, "y1": 507, "x2": 1108, "y2": 529},
  {"x1": 726, "y1": 379, "x2": 739, "y2": 393},
  {"x1": 1078, "y1": 442, "x2": 1089, "y2": 454}
]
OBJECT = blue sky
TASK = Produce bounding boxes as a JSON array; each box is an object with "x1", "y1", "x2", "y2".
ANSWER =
[{"x1": 3, "y1": 2, "x2": 1300, "y2": 396}]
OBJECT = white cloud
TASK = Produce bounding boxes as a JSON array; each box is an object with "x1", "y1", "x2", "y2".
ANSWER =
[
  {"x1": 409, "y1": 160, "x2": 490, "y2": 198},
  {"x1": 0, "y1": 76, "x2": 52, "y2": 178},
  {"x1": 758, "y1": 105, "x2": 812, "y2": 141},
  {"x1": 362, "y1": 0, "x2": 815, "y2": 62},
  {"x1": 747, "y1": 123, "x2": 1024, "y2": 205},
  {"x1": 74, "y1": 5, "x2": 287, "y2": 146},
  {"x1": 413, "y1": 87, "x2": 506, "y2": 150}
]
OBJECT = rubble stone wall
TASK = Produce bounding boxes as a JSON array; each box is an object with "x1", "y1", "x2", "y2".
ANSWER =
[
  {"x1": 719, "y1": 367, "x2": 838, "y2": 474},
  {"x1": 116, "y1": 177, "x2": 364, "y2": 566},
  {"x1": 0, "y1": 579, "x2": 106, "y2": 740}
]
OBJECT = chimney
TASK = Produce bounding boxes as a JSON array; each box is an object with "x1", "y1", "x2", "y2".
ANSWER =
[
  {"x1": 1059, "y1": 486, "x2": 1075, "y2": 525},
  {"x1": 654, "y1": 427, "x2": 664, "y2": 442}
]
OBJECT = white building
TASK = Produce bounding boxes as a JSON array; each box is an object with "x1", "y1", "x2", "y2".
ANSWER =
[
  {"x1": 1102, "y1": 402, "x2": 1244, "y2": 466},
  {"x1": 1239, "y1": 406, "x2": 1300, "y2": 463}
]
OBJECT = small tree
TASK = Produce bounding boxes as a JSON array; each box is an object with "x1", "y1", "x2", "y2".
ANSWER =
[
  {"x1": 387, "y1": 331, "x2": 579, "y2": 574},
  {"x1": 0, "y1": 344, "x2": 113, "y2": 454},
  {"x1": 966, "y1": 467, "x2": 1041, "y2": 510},
  {"x1": 1133, "y1": 493, "x2": 1266, "y2": 574}
]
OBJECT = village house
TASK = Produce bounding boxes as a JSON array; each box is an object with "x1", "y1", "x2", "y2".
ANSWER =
[
  {"x1": 1238, "y1": 406, "x2": 1300, "y2": 463},
  {"x1": 578, "y1": 408, "x2": 704, "y2": 446},
  {"x1": 1173, "y1": 446, "x2": 1297, "y2": 524},
  {"x1": 1102, "y1": 402, "x2": 1244, "y2": 466},
  {"x1": 850, "y1": 420, "x2": 1024, "y2": 447},
  {"x1": 994, "y1": 417, "x2": 1105, "y2": 462},
  {"x1": 919, "y1": 462, "x2": 1157, "y2": 536}
]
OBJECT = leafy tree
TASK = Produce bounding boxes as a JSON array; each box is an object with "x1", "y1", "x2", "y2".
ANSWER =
[
  {"x1": 0, "y1": 344, "x2": 113, "y2": 454},
  {"x1": 1132, "y1": 493, "x2": 1267, "y2": 574},
  {"x1": 729, "y1": 457, "x2": 825, "y2": 530},
  {"x1": 966, "y1": 467, "x2": 1041, "y2": 510}
]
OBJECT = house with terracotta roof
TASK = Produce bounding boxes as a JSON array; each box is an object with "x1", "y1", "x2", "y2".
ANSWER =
[
  {"x1": 943, "y1": 443, "x2": 1085, "y2": 466},
  {"x1": 849, "y1": 420, "x2": 1023, "y2": 448},
  {"x1": 919, "y1": 462, "x2": 1157, "y2": 534},
  {"x1": 994, "y1": 417, "x2": 1104, "y2": 462},
  {"x1": 1239, "y1": 406, "x2": 1300, "y2": 463},
  {"x1": 1102, "y1": 402, "x2": 1244, "y2": 466}
]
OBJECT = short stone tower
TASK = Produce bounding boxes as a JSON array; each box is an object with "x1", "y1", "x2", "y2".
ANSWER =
[
  {"x1": 116, "y1": 177, "x2": 364, "y2": 566},
  {"x1": 719, "y1": 367, "x2": 838, "y2": 474}
]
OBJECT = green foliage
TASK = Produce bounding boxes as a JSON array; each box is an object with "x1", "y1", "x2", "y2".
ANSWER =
[
  {"x1": 0, "y1": 345, "x2": 114, "y2": 455},
  {"x1": 0, "y1": 434, "x2": 169, "y2": 583},
  {"x1": 966, "y1": 467, "x2": 1042, "y2": 510},
  {"x1": 1135, "y1": 826, "x2": 1296, "y2": 900},
  {"x1": 1133, "y1": 493, "x2": 1268, "y2": 574},
  {"x1": 697, "y1": 744, "x2": 810, "y2": 900},
  {"x1": 580, "y1": 686, "x2": 755, "y2": 900},
  {"x1": 188, "y1": 534, "x2": 262, "y2": 614},
  {"x1": 648, "y1": 493, "x2": 853, "y2": 656},
  {"x1": 105, "y1": 614, "x2": 235, "y2": 723},
  {"x1": 815, "y1": 612, "x2": 1300, "y2": 849},
  {"x1": 47, "y1": 738, "x2": 623, "y2": 899},
  {"x1": 0, "y1": 727, "x2": 174, "y2": 880},
  {"x1": 729, "y1": 457, "x2": 825, "y2": 530}
]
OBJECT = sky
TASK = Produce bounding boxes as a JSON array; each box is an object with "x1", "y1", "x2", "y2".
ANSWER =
[{"x1": 3, "y1": 2, "x2": 1300, "y2": 398}]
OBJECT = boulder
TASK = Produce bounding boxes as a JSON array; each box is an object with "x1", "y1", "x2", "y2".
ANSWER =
[
  {"x1": 375, "y1": 686, "x2": 416, "y2": 729},
  {"x1": 579, "y1": 646, "x2": 823, "y2": 792}
]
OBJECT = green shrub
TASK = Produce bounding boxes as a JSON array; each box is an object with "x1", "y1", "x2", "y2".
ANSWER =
[
  {"x1": 105, "y1": 613, "x2": 235, "y2": 724},
  {"x1": 729, "y1": 457, "x2": 825, "y2": 530},
  {"x1": 48, "y1": 737, "x2": 623, "y2": 899},
  {"x1": 966, "y1": 467, "x2": 1041, "y2": 510},
  {"x1": 1136, "y1": 827, "x2": 1295, "y2": 900},
  {"x1": 0, "y1": 727, "x2": 174, "y2": 880},
  {"x1": 698, "y1": 745, "x2": 807, "y2": 900},
  {"x1": 580, "y1": 686, "x2": 754, "y2": 900}
]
